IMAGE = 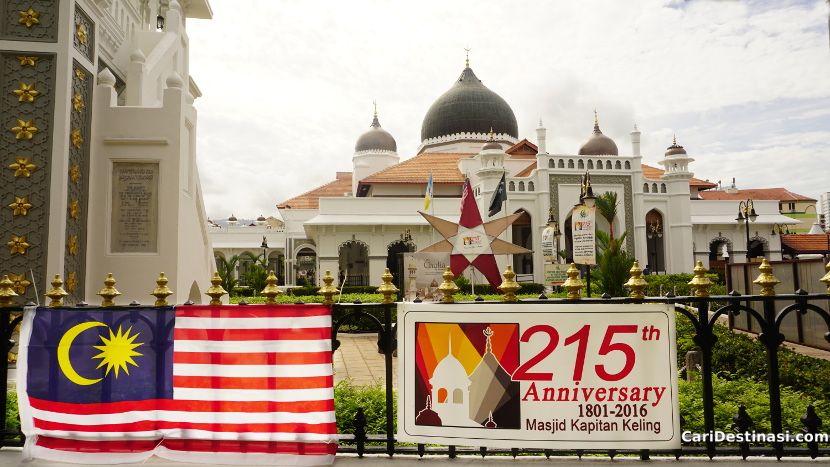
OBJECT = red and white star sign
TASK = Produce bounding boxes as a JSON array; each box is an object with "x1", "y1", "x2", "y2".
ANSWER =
[{"x1": 418, "y1": 179, "x2": 530, "y2": 287}]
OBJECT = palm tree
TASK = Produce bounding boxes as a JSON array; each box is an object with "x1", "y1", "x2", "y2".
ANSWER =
[
  {"x1": 594, "y1": 230, "x2": 635, "y2": 297},
  {"x1": 595, "y1": 191, "x2": 619, "y2": 240},
  {"x1": 215, "y1": 254, "x2": 240, "y2": 294}
]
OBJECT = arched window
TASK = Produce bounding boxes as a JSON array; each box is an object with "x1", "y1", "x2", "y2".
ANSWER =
[
  {"x1": 558, "y1": 159, "x2": 564, "y2": 168},
  {"x1": 548, "y1": 159, "x2": 555, "y2": 168},
  {"x1": 605, "y1": 160, "x2": 612, "y2": 170},
  {"x1": 512, "y1": 210, "x2": 533, "y2": 275},
  {"x1": 660, "y1": 183, "x2": 667, "y2": 193},
  {"x1": 578, "y1": 160, "x2": 584, "y2": 169},
  {"x1": 437, "y1": 388, "x2": 448, "y2": 404},
  {"x1": 651, "y1": 183, "x2": 658, "y2": 193},
  {"x1": 615, "y1": 161, "x2": 622, "y2": 169},
  {"x1": 587, "y1": 160, "x2": 594, "y2": 170},
  {"x1": 509, "y1": 181, "x2": 515, "y2": 191},
  {"x1": 643, "y1": 183, "x2": 649, "y2": 193},
  {"x1": 528, "y1": 181, "x2": 535, "y2": 191},
  {"x1": 568, "y1": 160, "x2": 574, "y2": 169},
  {"x1": 452, "y1": 388, "x2": 463, "y2": 404},
  {"x1": 625, "y1": 161, "x2": 631, "y2": 169},
  {"x1": 645, "y1": 209, "x2": 665, "y2": 274},
  {"x1": 518, "y1": 181, "x2": 525, "y2": 191}
]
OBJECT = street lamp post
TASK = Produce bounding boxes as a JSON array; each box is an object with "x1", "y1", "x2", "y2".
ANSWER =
[
  {"x1": 736, "y1": 199, "x2": 759, "y2": 262},
  {"x1": 647, "y1": 221, "x2": 663, "y2": 275},
  {"x1": 260, "y1": 236, "x2": 269, "y2": 272},
  {"x1": 576, "y1": 171, "x2": 596, "y2": 297}
]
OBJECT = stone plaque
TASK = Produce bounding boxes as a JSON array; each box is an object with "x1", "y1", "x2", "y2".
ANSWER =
[{"x1": 111, "y1": 162, "x2": 159, "y2": 253}]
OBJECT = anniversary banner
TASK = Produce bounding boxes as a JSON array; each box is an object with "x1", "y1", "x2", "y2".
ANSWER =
[{"x1": 397, "y1": 303, "x2": 680, "y2": 449}]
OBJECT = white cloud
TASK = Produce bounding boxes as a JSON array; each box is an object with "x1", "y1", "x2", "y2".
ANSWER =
[{"x1": 186, "y1": 0, "x2": 830, "y2": 218}]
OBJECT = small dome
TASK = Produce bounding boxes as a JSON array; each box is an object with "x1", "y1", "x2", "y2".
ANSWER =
[
  {"x1": 665, "y1": 135, "x2": 687, "y2": 156},
  {"x1": 421, "y1": 66, "x2": 518, "y2": 142},
  {"x1": 228, "y1": 214, "x2": 237, "y2": 222},
  {"x1": 257, "y1": 214, "x2": 266, "y2": 222},
  {"x1": 481, "y1": 130, "x2": 501, "y2": 151},
  {"x1": 578, "y1": 113, "x2": 618, "y2": 156},
  {"x1": 355, "y1": 113, "x2": 397, "y2": 153}
]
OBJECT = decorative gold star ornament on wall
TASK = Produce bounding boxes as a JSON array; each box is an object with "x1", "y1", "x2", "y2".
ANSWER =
[
  {"x1": 76, "y1": 22, "x2": 88, "y2": 45},
  {"x1": 18, "y1": 8, "x2": 40, "y2": 28},
  {"x1": 13, "y1": 83, "x2": 39, "y2": 103},
  {"x1": 68, "y1": 199, "x2": 80, "y2": 219},
  {"x1": 17, "y1": 56, "x2": 37, "y2": 67},
  {"x1": 8, "y1": 157, "x2": 37, "y2": 177},
  {"x1": 66, "y1": 272, "x2": 78, "y2": 292},
  {"x1": 7, "y1": 235, "x2": 30, "y2": 255},
  {"x1": 8, "y1": 196, "x2": 32, "y2": 216},
  {"x1": 8, "y1": 273, "x2": 31, "y2": 295},
  {"x1": 67, "y1": 235, "x2": 79, "y2": 255},
  {"x1": 74, "y1": 68, "x2": 86, "y2": 80},
  {"x1": 11, "y1": 119, "x2": 37, "y2": 140},
  {"x1": 69, "y1": 164, "x2": 81, "y2": 183},
  {"x1": 72, "y1": 94, "x2": 85, "y2": 112},
  {"x1": 71, "y1": 128, "x2": 83, "y2": 148}
]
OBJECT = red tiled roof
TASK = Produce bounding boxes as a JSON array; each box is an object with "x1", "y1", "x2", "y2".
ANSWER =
[
  {"x1": 698, "y1": 188, "x2": 815, "y2": 202},
  {"x1": 641, "y1": 164, "x2": 718, "y2": 189},
  {"x1": 506, "y1": 139, "x2": 538, "y2": 159},
  {"x1": 360, "y1": 153, "x2": 468, "y2": 185},
  {"x1": 277, "y1": 172, "x2": 352, "y2": 209},
  {"x1": 780, "y1": 234, "x2": 830, "y2": 254}
]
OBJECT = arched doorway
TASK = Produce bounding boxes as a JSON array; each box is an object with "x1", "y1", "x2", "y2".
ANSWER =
[
  {"x1": 564, "y1": 215, "x2": 573, "y2": 264},
  {"x1": 645, "y1": 209, "x2": 665, "y2": 274},
  {"x1": 268, "y1": 252, "x2": 285, "y2": 285},
  {"x1": 339, "y1": 240, "x2": 369, "y2": 286},
  {"x1": 387, "y1": 233, "x2": 416, "y2": 291},
  {"x1": 511, "y1": 210, "x2": 533, "y2": 276},
  {"x1": 709, "y1": 236, "x2": 732, "y2": 271},
  {"x1": 747, "y1": 236, "x2": 767, "y2": 261},
  {"x1": 295, "y1": 247, "x2": 316, "y2": 286}
]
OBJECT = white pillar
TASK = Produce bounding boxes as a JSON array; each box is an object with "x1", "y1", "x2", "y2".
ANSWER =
[
  {"x1": 536, "y1": 119, "x2": 547, "y2": 154},
  {"x1": 630, "y1": 124, "x2": 641, "y2": 156}
]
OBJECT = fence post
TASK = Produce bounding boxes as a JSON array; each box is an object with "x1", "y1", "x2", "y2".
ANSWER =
[
  {"x1": 354, "y1": 407, "x2": 366, "y2": 457},
  {"x1": 695, "y1": 295, "x2": 716, "y2": 457},
  {"x1": 753, "y1": 259, "x2": 783, "y2": 459},
  {"x1": 383, "y1": 303, "x2": 394, "y2": 456}
]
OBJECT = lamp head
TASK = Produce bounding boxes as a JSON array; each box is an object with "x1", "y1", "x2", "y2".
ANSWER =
[
  {"x1": 749, "y1": 207, "x2": 758, "y2": 222},
  {"x1": 156, "y1": 14, "x2": 164, "y2": 30}
]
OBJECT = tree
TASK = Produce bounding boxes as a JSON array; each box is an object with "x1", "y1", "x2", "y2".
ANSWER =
[
  {"x1": 215, "y1": 254, "x2": 240, "y2": 295},
  {"x1": 595, "y1": 191, "x2": 619, "y2": 240},
  {"x1": 239, "y1": 251, "x2": 269, "y2": 295},
  {"x1": 593, "y1": 230, "x2": 635, "y2": 297}
]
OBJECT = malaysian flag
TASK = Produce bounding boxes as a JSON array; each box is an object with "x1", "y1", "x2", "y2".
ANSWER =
[{"x1": 18, "y1": 304, "x2": 337, "y2": 465}]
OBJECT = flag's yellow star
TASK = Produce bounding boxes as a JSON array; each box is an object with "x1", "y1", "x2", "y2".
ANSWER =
[
  {"x1": 75, "y1": 22, "x2": 88, "y2": 45},
  {"x1": 13, "y1": 83, "x2": 39, "y2": 103},
  {"x1": 7, "y1": 235, "x2": 30, "y2": 255},
  {"x1": 67, "y1": 235, "x2": 78, "y2": 255},
  {"x1": 70, "y1": 128, "x2": 83, "y2": 148},
  {"x1": 8, "y1": 157, "x2": 37, "y2": 177},
  {"x1": 72, "y1": 94, "x2": 84, "y2": 112},
  {"x1": 8, "y1": 273, "x2": 31, "y2": 295},
  {"x1": 11, "y1": 119, "x2": 37, "y2": 140},
  {"x1": 17, "y1": 56, "x2": 37, "y2": 67},
  {"x1": 8, "y1": 196, "x2": 32, "y2": 216},
  {"x1": 69, "y1": 163, "x2": 81, "y2": 183},
  {"x1": 68, "y1": 199, "x2": 80, "y2": 219},
  {"x1": 92, "y1": 326, "x2": 143, "y2": 378},
  {"x1": 18, "y1": 8, "x2": 40, "y2": 28},
  {"x1": 66, "y1": 272, "x2": 78, "y2": 293}
]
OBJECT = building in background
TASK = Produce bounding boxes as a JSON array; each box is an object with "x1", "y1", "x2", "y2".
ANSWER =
[{"x1": 819, "y1": 192, "x2": 830, "y2": 231}]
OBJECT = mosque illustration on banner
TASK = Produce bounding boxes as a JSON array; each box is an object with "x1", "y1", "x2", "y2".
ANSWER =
[{"x1": 414, "y1": 323, "x2": 520, "y2": 429}]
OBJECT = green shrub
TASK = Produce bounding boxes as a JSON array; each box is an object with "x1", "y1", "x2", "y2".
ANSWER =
[
  {"x1": 334, "y1": 380, "x2": 395, "y2": 435},
  {"x1": 646, "y1": 273, "x2": 726, "y2": 297},
  {"x1": 6, "y1": 392, "x2": 19, "y2": 433}
]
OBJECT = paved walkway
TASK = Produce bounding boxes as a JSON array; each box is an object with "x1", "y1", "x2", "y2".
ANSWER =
[{"x1": 333, "y1": 333, "x2": 397, "y2": 387}]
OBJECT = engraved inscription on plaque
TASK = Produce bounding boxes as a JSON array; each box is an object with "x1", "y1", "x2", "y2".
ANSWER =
[{"x1": 111, "y1": 162, "x2": 159, "y2": 253}]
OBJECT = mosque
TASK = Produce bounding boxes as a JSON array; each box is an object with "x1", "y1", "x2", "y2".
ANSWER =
[{"x1": 259, "y1": 58, "x2": 799, "y2": 288}]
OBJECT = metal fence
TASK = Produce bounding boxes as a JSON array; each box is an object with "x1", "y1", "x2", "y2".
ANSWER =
[{"x1": 331, "y1": 291, "x2": 830, "y2": 459}]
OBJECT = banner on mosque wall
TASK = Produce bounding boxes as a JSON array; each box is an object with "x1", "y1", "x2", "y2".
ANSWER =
[
  {"x1": 571, "y1": 205, "x2": 596, "y2": 265},
  {"x1": 402, "y1": 253, "x2": 451, "y2": 302},
  {"x1": 397, "y1": 303, "x2": 681, "y2": 449}
]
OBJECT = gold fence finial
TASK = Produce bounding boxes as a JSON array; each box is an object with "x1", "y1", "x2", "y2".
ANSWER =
[
  {"x1": 753, "y1": 258, "x2": 780, "y2": 296},
  {"x1": 151, "y1": 272, "x2": 173, "y2": 306},
  {"x1": 205, "y1": 271, "x2": 227, "y2": 305},
  {"x1": 820, "y1": 260, "x2": 830, "y2": 294},
  {"x1": 318, "y1": 270, "x2": 339, "y2": 305},
  {"x1": 562, "y1": 263, "x2": 584, "y2": 300},
  {"x1": 45, "y1": 274, "x2": 68, "y2": 307},
  {"x1": 498, "y1": 265, "x2": 521, "y2": 302},
  {"x1": 377, "y1": 268, "x2": 399, "y2": 304},
  {"x1": 688, "y1": 260, "x2": 712, "y2": 297},
  {"x1": 97, "y1": 273, "x2": 121, "y2": 307},
  {"x1": 624, "y1": 260, "x2": 648, "y2": 299},
  {"x1": 438, "y1": 267, "x2": 459, "y2": 303},
  {"x1": 261, "y1": 270, "x2": 282, "y2": 304},
  {"x1": 0, "y1": 275, "x2": 18, "y2": 307}
]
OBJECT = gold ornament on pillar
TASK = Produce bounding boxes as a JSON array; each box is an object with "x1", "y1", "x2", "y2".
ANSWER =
[
  {"x1": 18, "y1": 8, "x2": 40, "y2": 28},
  {"x1": 97, "y1": 273, "x2": 121, "y2": 307},
  {"x1": 0, "y1": 276, "x2": 18, "y2": 307},
  {"x1": 623, "y1": 261, "x2": 648, "y2": 299},
  {"x1": 318, "y1": 270, "x2": 339, "y2": 306},
  {"x1": 7, "y1": 235, "x2": 30, "y2": 255},
  {"x1": 753, "y1": 259, "x2": 780, "y2": 296},
  {"x1": 17, "y1": 56, "x2": 38, "y2": 67},
  {"x1": 8, "y1": 273, "x2": 31, "y2": 295},
  {"x1": 8, "y1": 157, "x2": 37, "y2": 177},
  {"x1": 562, "y1": 263, "x2": 584, "y2": 300},
  {"x1": 75, "y1": 22, "x2": 88, "y2": 45},
  {"x1": 205, "y1": 272, "x2": 227, "y2": 305},
  {"x1": 151, "y1": 272, "x2": 174, "y2": 306},
  {"x1": 377, "y1": 268, "x2": 399, "y2": 304},
  {"x1": 72, "y1": 94, "x2": 85, "y2": 112},
  {"x1": 45, "y1": 275, "x2": 69, "y2": 307},
  {"x1": 68, "y1": 199, "x2": 80, "y2": 219},
  {"x1": 438, "y1": 267, "x2": 459, "y2": 303},
  {"x1": 261, "y1": 271, "x2": 282, "y2": 304},
  {"x1": 819, "y1": 261, "x2": 830, "y2": 294},
  {"x1": 688, "y1": 260, "x2": 712, "y2": 297},
  {"x1": 67, "y1": 235, "x2": 79, "y2": 255},
  {"x1": 70, "y1": 128, "x2": 83, "y2": 148},
  {"x1": 69, "y1": 163, "x2": 81, "y2": 183},
  {"x1": 498, "y1": 265, "x2": 521, "y2": 302},
  {"x1": 13, "y1": 83, "x2": 39, "y2": 102},
  {"x1": 11, "y1": 119, "x2": 37, "y2": 140},
  {"x1": 74, "y1": 68, "x2": 86, "y2": 80},
  {"x1": 8, "y1": 196, "x2": 32, "y2": 216},
  {"x1": 65, "y1": 271, "x2": 78, "y2": 293}
]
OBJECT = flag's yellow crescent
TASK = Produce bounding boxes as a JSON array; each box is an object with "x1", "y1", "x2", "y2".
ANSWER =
[{"x1": 57, "y1": 321, "x2": 107, "y2": 386}]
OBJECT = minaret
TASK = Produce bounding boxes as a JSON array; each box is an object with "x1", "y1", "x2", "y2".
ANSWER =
[
  {"x1": 630, "y1": 123, "x2": 641, "y2": 156},
  {"x1": 352, "y1": 103, "x2": 399, "y2": 195},
  {"x1": 475, "y1": 129, "x2": 508, "y2": 209},
  {"x1": 536, "y1": 118, "x2": 547, "y2": 154},
  {"x1": 659, "y1": 134, "x2": 694, "y2": 179}
]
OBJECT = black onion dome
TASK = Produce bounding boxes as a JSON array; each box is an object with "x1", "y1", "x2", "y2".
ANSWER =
[
  {"x1": 578, "y1": 118, "x2": 618, "y2": 156},
  {"x1": 665, "y1": 135, "x2": 687, "y2": 156},
  {"x1": 228, "y1": 214, "x2": 237, "y2": 222},
  {"x1": 420, "y1": 66, "x2": 518, "y2": 141},
  {"x1": 355, "y1": 114, "x2": 397, "y2": 152}
]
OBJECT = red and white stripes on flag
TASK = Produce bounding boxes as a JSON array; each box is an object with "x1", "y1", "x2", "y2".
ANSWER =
[{"x1": 19, "y1": 305, "x2": 337, "y2": 466}]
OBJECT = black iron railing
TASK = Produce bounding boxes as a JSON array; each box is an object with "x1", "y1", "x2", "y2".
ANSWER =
[{"x1": 331, "y1": 292, "x2": 830, "y2": 459}]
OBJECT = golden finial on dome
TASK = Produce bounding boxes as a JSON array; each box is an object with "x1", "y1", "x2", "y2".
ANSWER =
[
  {"x1": 464, "y1": 47, "x2": 471, "y2": 68},
  {"x1": 594, "y1": 109, "x2": 598, "y2": 125},
  {"x1": 373, "y1": 100, "x2": 377, "y2": 118}
]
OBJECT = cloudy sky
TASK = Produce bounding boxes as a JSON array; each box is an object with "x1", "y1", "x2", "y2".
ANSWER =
[{"x1": 187, "y1": 0, "x2": 830, "y2": 220}]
